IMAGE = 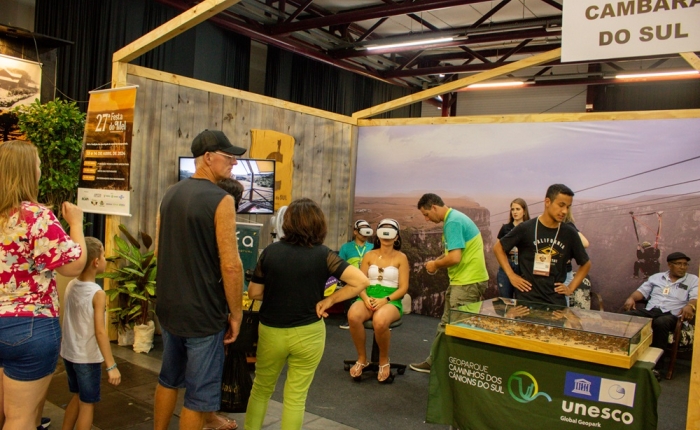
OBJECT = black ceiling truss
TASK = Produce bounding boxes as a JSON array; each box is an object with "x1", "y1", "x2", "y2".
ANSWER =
[{"x1": 152, "y1": 0, "x2": 695, "y2": 90}]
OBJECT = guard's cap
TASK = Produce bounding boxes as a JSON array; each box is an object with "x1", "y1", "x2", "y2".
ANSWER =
[{"x1": 667, "y1": 252, "x2": 690, "y2": 262}]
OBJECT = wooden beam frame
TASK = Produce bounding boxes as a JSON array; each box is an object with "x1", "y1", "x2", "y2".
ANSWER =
[
  {"x1": 112, "y1": 0, "x2": 241, "y2": 64},
  {"x1": 680, "y1": 52, "x2": 700, "y2": 71},
  {"x1": 357, "y1": 109, "x2": 700, "y2": 126},
  {"x1": 352, "y1": 48, "x2": 561, "y2": 119},
  {"x1": 126, "y1": 64, "x2": 356, "y2": 125}
]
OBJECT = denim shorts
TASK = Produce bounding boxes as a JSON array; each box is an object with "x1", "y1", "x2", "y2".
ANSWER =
[
  {"x1": 0, "y1": 317, "x2": 61, "y2": 381},
  {"x1": 63, "y1": 359, "x2": 102, "y2": 403},
  {"x1": 158, "y1": 327, "x2": 225, "y2": 411}
]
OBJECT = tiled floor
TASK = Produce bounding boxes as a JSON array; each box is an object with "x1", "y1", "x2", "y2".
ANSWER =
[{"x1": 44, "y1": 343, "x2": 357, "y2": 430}]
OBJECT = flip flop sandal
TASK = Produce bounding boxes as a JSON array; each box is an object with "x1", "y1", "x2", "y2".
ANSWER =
[
  {"x1": 378, "y1": 362, "x2": 394, "y2": 384},
  {"x1": 203, "y1": 417, "x2": 238, "y2": 430},
  {"x1": 350, "y1": 361, "x2": 369, "y2": 381}
]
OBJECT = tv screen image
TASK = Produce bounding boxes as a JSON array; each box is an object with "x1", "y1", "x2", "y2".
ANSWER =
[{"x1": 178, "y1": 157, "x2": 276, "y2": 215}]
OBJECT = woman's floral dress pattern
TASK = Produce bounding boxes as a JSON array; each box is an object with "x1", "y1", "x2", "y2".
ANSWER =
[{"x1": 0, "y1": 202, "x2": 82, "y2": 317}]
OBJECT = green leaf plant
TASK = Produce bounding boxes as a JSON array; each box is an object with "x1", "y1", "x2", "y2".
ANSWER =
[
  {"x1": 12, "y1": 99, "x2": 85, "y2": 220},
  {"x1": 98, "y1": 224, "x2": 157, "y2": 331}
]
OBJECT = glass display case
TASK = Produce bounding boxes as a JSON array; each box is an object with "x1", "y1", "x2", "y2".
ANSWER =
[{"x1": 446, "y1": 298, "x2": 653, "y2": 368}]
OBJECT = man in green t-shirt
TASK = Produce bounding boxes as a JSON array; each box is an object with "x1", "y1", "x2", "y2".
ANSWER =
[
  {"x1": 337, "y1": 220, "x2": 374, "y2": 329},
  {"x1": 410, "y1": 193, "x2": 488, "y2": 373}
]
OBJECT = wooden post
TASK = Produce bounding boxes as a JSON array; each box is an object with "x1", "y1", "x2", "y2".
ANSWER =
[{"x1": 687, "y1": 267, "x2": 700, "y2": 429}]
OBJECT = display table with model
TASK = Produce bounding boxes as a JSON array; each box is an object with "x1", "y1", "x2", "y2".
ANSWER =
[{"x1": 426, "y1": 303, "x2": 661, "y2": 430}]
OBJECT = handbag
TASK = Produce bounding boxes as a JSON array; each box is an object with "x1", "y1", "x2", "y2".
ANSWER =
[
  {"x1": 229, "y1": 300, "x2": 259, "y2": 352},
  {"x1": 220, "y1": 346, "x2": 253, "y2": 413}
]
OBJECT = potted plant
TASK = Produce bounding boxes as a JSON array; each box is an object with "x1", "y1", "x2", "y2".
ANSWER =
[
  {"x1": 12, "y1": 99, "x2": 85, "y2": 220},
  {"x1": 99, "y1": 224, "x2": 157, "y2": 353}
]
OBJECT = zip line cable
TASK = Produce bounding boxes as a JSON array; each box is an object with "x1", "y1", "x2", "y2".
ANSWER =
[
  {"x1": 571, "y1": 191, "x2": 700, "y2": 217},
  {"x1": 574, "y1": 178, "x2": 700, "y2": 207},
  {"x1": 490, "y1": 192, "x2": 700, "y2": 224},
  {"x1": 574, "y1": 155, "x2": 700, "y2": 194},
  {"x1": 582, "y1": 201, "x2": 700, "y2": 221},
  {"x1": 490, "y1": 155, "x2": 700, "y2": 219}
]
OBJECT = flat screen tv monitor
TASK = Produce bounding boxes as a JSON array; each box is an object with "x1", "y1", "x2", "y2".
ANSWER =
[{"x1": 178, "y1": 156, "x2": 276, "y2": 215}]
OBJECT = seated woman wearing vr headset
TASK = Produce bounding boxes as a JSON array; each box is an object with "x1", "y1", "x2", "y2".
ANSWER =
[{"x1": 347, "y1": 219, "x2": 409, "y2": 383}]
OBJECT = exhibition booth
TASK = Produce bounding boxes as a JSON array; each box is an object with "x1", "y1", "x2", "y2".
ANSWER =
[{"x1": 98, "y1": 1, "x2": 699, "y2": 428}]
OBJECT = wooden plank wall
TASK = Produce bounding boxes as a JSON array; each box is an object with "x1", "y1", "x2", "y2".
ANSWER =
[{"x1": 121, "y1": 73, "x2": 356, "y2": 251}]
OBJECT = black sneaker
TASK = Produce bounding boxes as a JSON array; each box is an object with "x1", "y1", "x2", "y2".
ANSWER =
[
  {"x1": 339, "y1": 321, "x2": 350, "y2": 330},
  {"x1": 38, "y1": 417, "x2": 51, "y2": 429}
]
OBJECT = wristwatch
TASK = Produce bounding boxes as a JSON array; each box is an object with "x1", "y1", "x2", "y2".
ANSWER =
[{"x1": 386, "y1": 296, "x2": 392, "y2": 302}]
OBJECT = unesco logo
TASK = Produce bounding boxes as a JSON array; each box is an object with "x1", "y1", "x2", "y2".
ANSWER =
[{"x1": 508, "y1": 371, "x2": 552, "y2": 404}]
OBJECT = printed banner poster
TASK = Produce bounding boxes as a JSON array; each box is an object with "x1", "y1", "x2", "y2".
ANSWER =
[
  {"x1": 0, "y1": 54, "x2": 42, "y2": 141},
  {"x1": 237, "y1": 222, "x2": 262, "y2": 290},
  {"x1": 77, "y1": 86, "x2": 137, "y2": 216},
  {"x1": 250, "y1": 129, "x2": 295, "y2": 209},
  {"x1": 426, "y1": 334, "x2": 660, "y2": 430},
  {"x1": 562, "y1": 0, "x2": 700, "y2": 62}
]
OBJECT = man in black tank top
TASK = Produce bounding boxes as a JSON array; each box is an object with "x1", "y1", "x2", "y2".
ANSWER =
[{"x1": 154, "y1": 130, "x2": 245, "y2": 430}]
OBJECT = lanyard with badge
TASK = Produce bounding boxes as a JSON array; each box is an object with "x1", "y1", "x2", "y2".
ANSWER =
[
  {"x1": 355, "y1": 244, "x2": 368, "y2": 263},
  {"x1": 662, "y1": 274, "x2": 688, "y2": 295},
  {"x1": 533, "y1": 217, "x2": 560, "y2": 276}
]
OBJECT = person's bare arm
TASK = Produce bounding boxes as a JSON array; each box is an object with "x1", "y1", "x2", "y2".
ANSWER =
[
  {"x1": 93, "y1": 291, "x2": 121, "y2": 386},
  {"x1": 494, "y1": 240, "x2": 531, "y2": 292},
  {"x1": 425, "y1": 249, "x2": 461, "y2": 273},
  {"x1": 214, "y1": 195, "x2": 244, "y2": 344},
  {"x1": 357, "y1": 253, "x2": 373, "y2": 307},
  {"x1": 317, "y1": 266, "x2": 370, "y2": 318},
  {"x1": 248, "y1": 281, "x2": 264, "y2": 300},
  {"x1": 555, "y1": 260, "x2": 591, "y2": 296},
  {"x1": 55, "y1": 202, "x2": 87, "y2": 277}
]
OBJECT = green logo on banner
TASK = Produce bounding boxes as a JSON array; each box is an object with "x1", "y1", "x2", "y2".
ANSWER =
[{"x1": 508, "y1": 371, "x2": 552, "y2": 403}]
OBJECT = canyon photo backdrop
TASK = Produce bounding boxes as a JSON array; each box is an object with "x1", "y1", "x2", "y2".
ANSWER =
[{"x1": 355, "y1": 118, "x2": 700, "y2": 317}]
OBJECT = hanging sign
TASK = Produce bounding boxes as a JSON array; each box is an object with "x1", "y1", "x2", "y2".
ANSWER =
[
  {"x1": 561, "y1": 1, "x2": 700, "y2": 62},
  {"x1": 77, "y1": 86, "x2": 137, "y2": 216},
  {"x1": 250, "y1": 129, "x2": 295, "y2": 209}
]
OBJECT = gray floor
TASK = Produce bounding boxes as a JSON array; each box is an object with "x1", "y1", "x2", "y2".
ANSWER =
[{"x1": 43, "y1": 313, "x2": 691, "y2": 429}]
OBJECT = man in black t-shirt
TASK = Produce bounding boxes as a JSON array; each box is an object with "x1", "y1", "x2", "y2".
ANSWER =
[{"x1": 494, "y1": 184, "x2": 591, "y2": 306}]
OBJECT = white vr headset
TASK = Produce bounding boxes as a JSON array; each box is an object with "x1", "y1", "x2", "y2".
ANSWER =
[
  {"x1": 354, "y1": 220, "x2": 373, "y2": 237},
  {"x1": 376, "y1": 218, "x2": 399, "y2": 240}
]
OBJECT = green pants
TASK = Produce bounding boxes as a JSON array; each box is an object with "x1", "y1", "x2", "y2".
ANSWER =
[{"x1": 245, "y1": 319, "x2": 325, "y2": 430}]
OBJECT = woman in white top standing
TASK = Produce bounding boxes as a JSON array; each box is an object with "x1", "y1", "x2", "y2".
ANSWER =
[{"x1": 347, "y1": 219, "x2": 409, "y2": 383}]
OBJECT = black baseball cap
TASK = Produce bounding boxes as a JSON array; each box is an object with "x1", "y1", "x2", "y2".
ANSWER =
[
  {"x1": 191, "y1": 130, "x2": 246, "y2": 157},
  {"x1": 667, "y1": 252, "x2": 691, "y2": 262}
]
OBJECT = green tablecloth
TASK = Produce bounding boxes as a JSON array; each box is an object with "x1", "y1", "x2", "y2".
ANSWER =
[{"x1": 427, "y1": 333, "x2": 660, "y2": 430}]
